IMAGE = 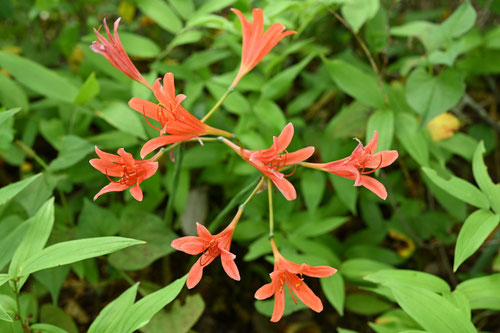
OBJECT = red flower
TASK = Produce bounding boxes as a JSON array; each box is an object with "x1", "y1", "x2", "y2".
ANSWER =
[
  {"x1": 129, "y1": 73, "x2": 232, "y2": 158},
  {"x1": 231, "y1": 8, "x2": 296, "y2": 87},
  {"x1": 255, "y1": 238, "x2": 337, "y2": 322},
  {"x1": 91, "y1": 18, "x2": 152, "y2": 89},
  {"x1": 90, "y1": 147, "x2": 158, "y2": 201},
  {"x1": 171, "y1": 210, "x2": 242, "y2": 289},
  {"x1": 221, "y1": 123, "x2": 313, "y2": 201},
  {"x1": 303, "y1": 131, "x2": 398, "y2": 199}
]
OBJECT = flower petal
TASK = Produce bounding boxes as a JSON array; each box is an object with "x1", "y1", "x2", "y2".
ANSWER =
[
  {"x1": 196, "y1": 222, "x2": 213, "y2": 240},
  {"x1": 140, "y1": 134, "x2": 197, "y2": 158},
  {"x1": 93, "y1": 182, "x2": 129, "y2": 201},
  {"x1": 95, "y1": 146, "x2": 121, "y2": 163},
  {"x1": 270, "y1": 289, "x2": 285, "y2": 322},
  {"x1": 128, "y1": 97, "x2": 162, "y2": 122},
  {"x1": 187, "y1": 259, "x2": 204, "y2": 289},
  {"x1": 273, "y1": 122, "x2": 294, "y2": 153},
  {"x1": 299, "y1": 264, "x2": 337, "y2": 278},
  {"x1": 289, "y1": 278, "x2": 323, "y2": 313},
  {"x1": 129, "y1": 183, "x2": 143, "y2": 201},
  {"x1": 365, "y1": 130, "x2": 378, "y2": 154},
  {"x1": 357, "y1": 175, "x2": 388, "y2": 200},
  {"x1": 89, "y1": 159, "x2": 122, "y2": 177},
  {"x1": 284, "y1": 146, "x2": 315, "y2": 165},
  {"x1": 171, "y1": 236, "x2": 202, "y2": 251},
  {"x1": 220, "y1": 248, "x2": 240, "y2": 281},
  {"x1": 365, "y1": 150, "x2": 399, "y2": 169},
  {"x1": 255, "y1": 282, "x2": 275, "y2": 300},
  {"x1": 270, "y1": 174, "x2": 297, "y2": 201}
]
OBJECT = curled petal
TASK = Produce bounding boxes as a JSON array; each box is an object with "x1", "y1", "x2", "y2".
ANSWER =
[
  {"x1": 357, "y1": 175, "x2": 388, "y2": 200},
  {"x1": 128, "y1": 183, "x2": 143, "y2": 201},
  {"x1": 289, "y1": 278, "x2": 323, "y2": 313},
  {"x1": 89, "y1": 159, "x2": 122, "y2": 177},
  {"x1": 93, "y1": 182, "x2": 129, "y2": 201},
  {"x1": 365, "y1": 130, "x2": 378, "y2": 154},
  {"x1": 283, "y1": 146, "x2": 315, "y2": 165},
  {"x1": 196, "y1": 222, "x2": 213, "y2": 240},
  {"x1": 255, "y1": 282, "x2": 275, "y2": 300},
  {"x1": 365, "y1": 150, "x2": 399, "y2": 169},
  {"x1": 171, "y1": 236, "x2": 201, "y2": 251},
  {"x1": 220, "y1": 248, "x2": 240, "y2": 281},
  {"x1": 95, "y1": 146, "x2": 121, "y2": 163},
  {"x1": 299, "y1": 264, "x2": 337, "y2": 278},
  {"x1": 140, "y1": 134, "x2": 197, "y2": 159},
  {"x1": 269, "y1": 174, "x2": 297, "y2": 201}
]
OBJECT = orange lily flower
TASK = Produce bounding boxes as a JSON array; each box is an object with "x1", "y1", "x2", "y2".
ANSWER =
[
  {"x1": 231, "y1": 8, "x2": 296, "y2": 87},
  {"x1": 221, "y1": 123, "x2": 314, "y2": 201},
  {"x1": 91, "y1": 18, "x2": 152, "y2": 89},
  {"x1": 255, "y1": 238, "x2": 337, "y2": 322},
  {"x1": 90, "y1": 147, "x2": 158, "y2": 201},
  {"x1": 128, "y1": 73, "x2": 232, "y2": 158},
  {"x1": 302, "y1": 131, "x2": 398, "y2": 199},
  {"x1": 171, "y1": 210, "x2": 242, "y2": 289}
]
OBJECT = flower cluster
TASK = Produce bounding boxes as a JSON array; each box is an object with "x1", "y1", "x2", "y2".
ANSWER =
[{"x1": 89, "y1": 8, "x2": 398, "y2": 322}]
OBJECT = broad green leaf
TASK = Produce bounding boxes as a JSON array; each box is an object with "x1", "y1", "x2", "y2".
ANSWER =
[
  {"x1": 195, "y1": 0, "x2": 235, "y2": 16},
  {"x1": 253, "y1": 99, "x2": 286, "y2": 133},
  {"x1": 406, "y1": 68, "x2": 465, "y2": 125},
  {"x1": 20, "y1": 237, "x2": 145, "y2": 276},
  {"x1": 30, "y1": 323, "x2": 69, "y2": 333},
  {"x1": 77, "y1": 199, "x2": 120, "y2": 237},
  {"x1": 88, "y1": 284, "x2": 139, "y2": 333},
  {"x1": 366, "y1": 109, "x2": 394, "y2": 151},
  {"x1": 395, "y1": 113, "x2": 429, "y2": 166},
  {"x1": 0, "y1": 173, "x2": 41, "y2": 206},
  {"x1": 454, "y1": 209, "x2": 500, "y2": 271},
  {"x1": 143, "y1": 294, "x2": 205, "y2": 333},
  {"x1": 472, "y1": 142, "x2": 500, "y2": 214},
  {"x1": 74, "y1": 72, "x2": 99, "y2": 105},
  {"x1": 422, "y1": 167, "x2": 489, "y2": 209},
  {"x1": 49, "y1": 135, "x2": 94, "y2": 170},
  {"x1": 443, "y1": 291, "x2": 471, "y2": 321},
  {"x1": 0, "y1": 304, "x2": 12, "y2": 322},
  {"x1": 136, "y1": 0, "x2": 182, "y2": 33},
  {"x1": 323, "y1": 58, "x2": 385, "y2": 108},
  {"x1": 438, "y1": 1, "x2": 476, "y2": 38},
  {"x1": 40, "y1": 304, "x2": 78, "y2": 333},
  {"x1": 169, "y1": 31, "x2": 203, "y2": 49},
  {"x1": 365, "y1": 7, "x2": 388, "y2": 52},
  {"x1": 0, "y1": 74, "x2": 28, "y2": 111},
  {"x1": 0, "y1": 52, "x2": 78, "y2": 102},
  {"x1": 169, "y1": 0, "x2": 194, "y2": 20},
  {"x1": 0, "y1": 274, "x2": 9, "y2": 287},
  {"x1": 0, "y1": 219, "x2": 30, "y2": 270},
  {"x1": 261, "y1": 54, "x2": 314, "y2": 100},
  {"x1": 341, "y1": 0, "x2": 380, "y2": 33},
  {"x1": 437, "y1": 133, "x2": 478, "y2": 161},
  {"x1": 98, "y1": 101, "x2": 147, "y2": 140},
  {"x1": 321, "y1": 273, "x2": 345, "y2": 315},
  {"x1": 118, "y1": 275, "x2": 187, "y2": 332},
  {"x1": 346, "y1": 293, "x2": 392, "y2": 315},
  {"x1": 119, "y1": 32, "x2": 160, "y2": 58},
  {"x1": 390, "y1": 284, "x2": 476, "y2": 333},
  {"x1": 340, "y1": 258, "x2": 392, "y2": 282},
  {"x1": 9, "y1": 198, "x2": 54, "y2": 285},
  {"x1": 329, "y1": 175, "x2": 357, "y2": 213},
  {"x1": 301, "y1": 170, "x2": 326, "y2": 213},
  {"x1": 293, "y1": 216, "x2": 348, "y2": 238},
  {"x1": 206, "y1": 82, "x2": 249, "y2": 115},
  {"x1": 365, "y1": 269, "x2": 450, "y2": 293},
  {"x1": 456, "y1": 274, "x2": 500, "y2": 310}
]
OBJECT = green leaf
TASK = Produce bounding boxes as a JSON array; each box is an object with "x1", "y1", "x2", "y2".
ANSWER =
[
  {"x1": 0, "y1": 73, "x2": 29, "y2": 111},
  {"x1": 390, "y1": 284, "x2": 476, "y2": 333},
  {"x1": 20, "y1": 237, "x2": 145, "y2": 276},
  {"x1": 30, "y1": 323, "x2": 70, "y2": 333},
  {"x1": 341, "y1": 0, "x2": 380, "y2": 33},
  {"x1": 169, "y1": 31, "x2": 203, "y2": 49},
  {"x1": 472, "y1": 142, "x2": 500, "y2": 214},
  {"x1": 77, "y1": 199, "x2": 120, "y2": 237},
  {"x1": 0, "y1": 274, "x2": 9, "y2": 287},
  {"x1": 0, "y1": 52, "x2": 78, "y2": 102},
  {"x1": 9, "y1": 198, "x2": 54, "y2": 285},
  {"x1": 253, "y1": 99, "x2": 286, "y2": 133},
  {"x1": 329, "y1": 173, "x2": 358, "y2": 213},
  {"x1": 323, "y1": 58, "x2": 385, "y2": 108},
  {"x1": 438, "y1": 1, "x2": 476, "y2": 39},
  {"x1": 320, "y1": 273, "x2": 345, "y2": 315},
  {"x1": 454, "y1": 209, "x2": 500, "y2": 271},
  {"x1": 261, "y1": 55, "x2": 314, "y2": 100},
  {"x1": 206, "y1": 82, "x2": 249, "y2": 115},
  {"x1": 293, "y1": 216, "x2": 348, "y2": 238},
  {"x1": 118, "y1": 275, "x2": 187, "y2": 332},
  {"x1": 40, "y1": 304, "x2": 78, "y2": 333},
  {"x1": 340, "y1": 259, "x2": 392, "y2": 283},
  {"x1": 74, "y1": 72, "x2": 99, "y2": 105},
  {"x1": 366, "y1": 109, "x2": 394, "y2": 151},
  {"x1": 143, "y1": 294, "x2": 205, "y2": 333},
  {"x1": 0, "y1": 173, "x2": 41, "y2": 206},
  {"x1": 301, "y1": 170, "x2": 326, "y2": 213},
  {"x1": 195, "y1": 0, "x2": 235, "y2": 16},
  {"x1": 119, "y1": 32, "x2": 160, "y2": 58},
  {"x1": 406, "y1": 68, "x2": 465, "y2": 125},
  {"x1": 365, "y1": 269, "x2": 451, "y2": 293},
  {"x1": 49, "y1": 135, "x2": 94, "y2": 170},
  {"x1": 135, "y1": 0, "x2": 182, "y2": 34},
  {"x1": 88, "y1": 284, "x2": 139, "y2": 333},
  {"x1": 365, "y1": 7, "x2": 388, "y2": 52},
  {"x1": 0, "y1": 304, "x2": 12, "y2": 322},
  {"x1": 98, "y1": 101, "x2": 147, "y2": 140},
  {"x1": 456, "y1": 274, "x2": 500, "y2": 310},
  {"x1": 345, "y1": 292, "x2": 392, "y2": 315},
  {"x1": 422, "y1": 167, "x2": 489, "y2": 209},
  {"x1": 395, "y1": 113, "x2": 429, "y2": 166},
  {"x1": 437, "y1": 133, "x2": 478, "y2": 161},
  {"x1": 169, "y1": 0, "x2": 194, "y2": 20}
]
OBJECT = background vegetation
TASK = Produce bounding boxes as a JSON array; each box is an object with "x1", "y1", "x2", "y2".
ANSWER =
[{"x1": 1, "y1": 0, "x2": 500, "y2": 332}]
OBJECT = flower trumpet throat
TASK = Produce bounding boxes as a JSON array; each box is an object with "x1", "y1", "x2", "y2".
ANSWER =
[
  {"x1": 255, "y1": 238, "x2": 337, "y2": 322},
  {"x1": 171, "y1": 209, "x2": 243, "y2": 289}
]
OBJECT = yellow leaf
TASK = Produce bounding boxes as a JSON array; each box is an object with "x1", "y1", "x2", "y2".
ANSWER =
[{"x1": 426, "y1": 112, "x2": 460, "y2": 141}]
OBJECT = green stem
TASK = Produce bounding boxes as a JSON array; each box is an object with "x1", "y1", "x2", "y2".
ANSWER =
[
  {"x1": 15, "y1": 140, "x2": 49, "y2": 170},
  {"x1": 165, "y1": 144, "x2": 184, "y2": 226},
  {"x1": 267, "y1": 178, "x2": 274, "y2": 238},
  {"x1": 13, "y1": 281, "x2": 28, "y2": 332},
  {"x1": 200, "y1": 86, "x2": 234, "y2": 123},
  {"x1": 240, "y1": 177, "x2": 266, "y2": 209},
  {"x1": 208, "y1": 175, "x2": 261, "y2": 233}
]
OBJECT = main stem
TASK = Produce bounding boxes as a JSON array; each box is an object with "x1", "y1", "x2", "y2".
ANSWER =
[
  {"x1": 267, "y1": 178, "x2": 274, "y2": 238},
  {"x1": 201, "y1": 86, "x2": 234, "y2": 123},
  {"x1": 13, "y1": 281, "x2": 28, "y2": 332},
  {"x1": 240, "y1": 176, "x2": 266, "y2": 209}
]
